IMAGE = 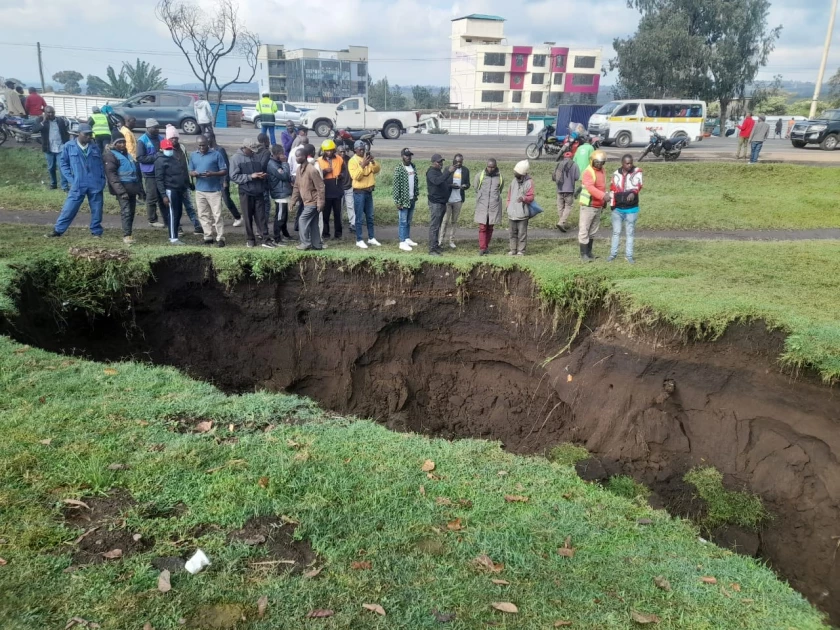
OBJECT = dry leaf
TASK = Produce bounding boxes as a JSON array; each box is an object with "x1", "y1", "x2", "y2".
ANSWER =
[
  {"x1": 158, "y1": 569, "x2": 171, "y2": 593},
  {"x1": 64, "y1": 618, "x2": 100, "y2": 629},
  {"x1": 421, "y1": 459, "x2": 436, "y2": 472},
  {"x1": 0, "y1": 557, "x2": 6, "y2": 566},
  {"x1": 566, "y1": 374, "x2": 573, "y2": 382},
  {"x1": 436, "y1": 497, "x2": 453, "y2": 506},
  {"x1": 243, "y1": 535, "x2": 266, "y2": 546},
  {"x1": 101, "y1": 548, "x2": 123, "y2": 560},
  {"x1": 39, "y1": 438, "x2": 52, "y2": 445},
  {"x1": 302, "y1": 567, "x2": 323, "y2": 579},
  {"x1": 280, "y1": 515, "x2": 299, "y2": 525},
  {"x1": 228, "y1": 423, "x2": 235, "y2": 433},
  {"x1": 472, "y1": 554, "x2": 504, "y2": 573},
  {"x1": 504, "y1": 495, "x2": 529, "y2": 503},
  {"x1": 730, "y1": 583, "x2": 741, "y2": 592},
  {"x1": 62, "y1": 499, "x2": 91, "y2": 510},
  {"x1": 362, "y1": 603, "x2": 386, "y2": 616},
  {"x1": 419, "y1": 485, "x2": 426, "y2": 496},
  {"x1": 14, "y1": 345, "x2": 30, "y2": 354},
  {"x1": 350, "y1": 560, "x2": 372, "y2": 570},
  {"x1": 132, "y1": 534, "x2": 142, "y2": 542},
  {"x1": 306, "y1": 609, "x2": 334, "y2": 618},
  {"x1": 700, "y1": 576, "x2": 717, "y2": 585},
  {"x1": 741, "y1": 598, "x2": 755, "y2": 604},
  {"x1": 458, "y1": 498, "x2": 474, "y2": 508},
  {"x1": 653, "y1": 576, "x2": 672, "y2": 592},
  {"x1": 491, "y1": 602, "x2": 519, "y2": 614},
  {"x1": 143, "y1": 623, "x2": 153, "y2": 630},
  {"x1": 287, "y1": 439, "x2": 301, "y2": 448},
  {"x1": 257, "y1": 595, "x2": 268, "y2": 619},
  {"x1": 630, "y1": 610, "x2": 660, "y2": 624},
  {"x1": 558, "y1": 536, "x2": 576, "y2": 558},
  {"x1": 497, "y1": 470, "x2": 508, "y2": 476},
  {"x1": 107, "y1": 463, "x2": 128, "y2": 470},
  {"x1": 103, "y1": 368, "x2": 118, "y2": 376},
  {"x1": 446, "y1": 518, "x2": 463, "y2": 531},
  {"x1": 427, "y1": 472, "x2": 441, "y2": 480},
  {"x1": 258, "y1": 476, "x2": 269, "y2": 488},
  {"x1": 195, "y1": 421, "x2": 213, "y2": 433},
  {"x1": 555, "y1": 622, "x2": 573, "y2": 628},
  {"x1": 491, "y1": 579, "x2": 510, "y2": 585}
]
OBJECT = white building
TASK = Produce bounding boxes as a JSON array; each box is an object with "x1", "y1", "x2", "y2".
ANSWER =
[{"x1": 450, "y1": 14, "x2": 602, "y2": 110}]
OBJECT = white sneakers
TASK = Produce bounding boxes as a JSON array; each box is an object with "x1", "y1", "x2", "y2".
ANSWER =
[
  {"x1": 406, "y1": 239, "x2": 418, "y2": 247},
  {"x1": 449, "y1": 242, "x2": 457, "y2": 249},
  {"x1": 356, "y1": 240, "x2": 368, "y2": 249},
  {"x1": 399, "y1": 241, "x2": 412, "y2": 252},
  {"x1": 368, "y1": 238, "x2": 381, "y2": 247},
  {"x1": 232, "y1": 218, "x2": 243, "y2": 227}
]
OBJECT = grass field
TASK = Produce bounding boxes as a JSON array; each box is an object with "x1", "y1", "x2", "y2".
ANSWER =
[{"x1": 2, "y1": 146, "x2": 840, "y2": 230}]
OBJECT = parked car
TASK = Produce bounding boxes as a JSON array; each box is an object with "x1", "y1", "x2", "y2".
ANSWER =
[
  {"x1": 110, "y1": 91, "x2": 200, "y2": 134},
  {"x1": 300, "y1": 97, "x2": 422, "y2": 139},
  {"x1": 242, "y1": 101, "x2": 304, "y2": 127},
  {"x1": 789, "y1": 110, "x2": 840, "y2": 150}
]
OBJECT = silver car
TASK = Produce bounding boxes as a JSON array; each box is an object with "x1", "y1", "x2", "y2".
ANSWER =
[{"x1": 242, "y1": 101, "x2": 304, "y2": 127}]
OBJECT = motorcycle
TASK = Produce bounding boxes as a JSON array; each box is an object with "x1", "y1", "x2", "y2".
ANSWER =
[
  {"x1": 1, "y1": 113, "x2": 38, "y2": 145},
  {"x1": 638, "y1": 131, "x2": 689, "y2": 162},
  {"x1": 526, "y1": 124, "x2": 562, "y2": 159}
]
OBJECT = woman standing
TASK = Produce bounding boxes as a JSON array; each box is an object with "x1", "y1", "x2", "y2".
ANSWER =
[
  {"x1": 473, "y1": 158, "x2": 504, "y2": 255},
  {"x1": 506, "y1": 160, "x2": 534, "y2": 256},
  {"x1": 608, "y1": 154, "x2": 643, "y2": 264}
]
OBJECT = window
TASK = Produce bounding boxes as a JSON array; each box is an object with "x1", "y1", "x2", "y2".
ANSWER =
[
  {"x1": 276, "y1": 50, "x2": 284, "y2": 59},
  {"x1": 644, "y1": 103, "x2": 660, "y2": 117},
  {"x1": 553, "y1": 73, "x2": 564, "y2": 85},
  {"x1": 532, "y1": 73, "x2": 545, "y2": 85},
  {"x1": 159, "y1": 94, "x2": 190, "y2": 106},
  {"x1": 574, "y1": 56, "x2": 596, "y2": 69},
  {"x1": 512, "y1": 92, "x2": 522, "y2": 103},
  {"x1": 514, "y1": 54, "x2": 526, "y2": 68},
  {"x1": 482, "y1": 72, "x2": 505, "y2": 84},
  {"x1": 356, "y1": 63, "x2": 366, "y2": 77},
  {"x1": 553, "y1": 55, "x2": 566, "y2": 68},
  {"x1": 268, "y1": 60, "x2": 286, "y2": 75},
  {"x1": 484, "y1": 52, "x2": 506, "y2": 66},
  {"x1": 613, "y1": 103, "x2": 638, "y2": 117},
  {"x1": 284, "y1": 103, "x2": 298, "y2": 113},
  {"x1": 572, "y1": 74, "x2": 595, "y2": 86},
  {"x1": 512, "y1": 74, "x2": 523, "y2": 87},
  {"x1": 549, "y1": 92, "x2": 562, "y2": 109},
  {"x1": 137, "y1": 94, "x2": 156, "y2": 105},
  {"x1": 533, "y1": 54, "x2": 546, "y2": 67},
  {"x1": 481, "y1": 90, "x2": 504, "y2": 103},
  {"x1": 337, "y1": 98, "x2": 360, "y2": 111},
  {"x1": 530, "y1": 91, "x2": 544, "y2": 104},
  {"x1": 465, "y1": 38, "x2": 473, "y2": 42}
]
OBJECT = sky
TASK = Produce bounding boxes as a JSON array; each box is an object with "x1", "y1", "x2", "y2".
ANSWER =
[{"x1": 1, "y1": 0, "x2": 838, "y2": 91}]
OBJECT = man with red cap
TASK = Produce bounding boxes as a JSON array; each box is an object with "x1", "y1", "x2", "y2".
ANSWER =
[
  {"x1": 552, "y1": 150, "x2": 580, "y2": 232},
  {"x1": 154, "y1": 138, "x2": 191, "y2": 245}
]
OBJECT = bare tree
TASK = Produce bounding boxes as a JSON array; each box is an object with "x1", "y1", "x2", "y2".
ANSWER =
[{"x1": 156, "y1": 0, "x2": 259, "y2": 109}]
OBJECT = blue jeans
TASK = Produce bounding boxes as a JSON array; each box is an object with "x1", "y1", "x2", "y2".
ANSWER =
[
  {"x1": 45, "y1": 152, "x2": 67, "y2": 190},
  {"x1": 54, "y1": 188, "x2": 104, "y2": 235},
  {"x1": 610, "y1": 210, "x2": 638, "y2": 259},
  {"x1": 750, "y1": 141, "x2": 764, "y2": 163},
  {"x1": 398, "y1": 199, "x2": 416, "y2": 242},
  {"x1": 354, "y1": 191, "x2": 375, "y2": 241},
  {"x1": 261, "y1": 125, "x2": 277, "y2": 145}
]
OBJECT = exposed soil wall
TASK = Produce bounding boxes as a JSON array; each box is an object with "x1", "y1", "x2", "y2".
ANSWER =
[{"x1": 5, "y1": 254, "x2": 840, "y2": 622}]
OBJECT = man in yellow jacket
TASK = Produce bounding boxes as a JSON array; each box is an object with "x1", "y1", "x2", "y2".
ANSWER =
[
  {"x1": 255, "y1": 91, "x2": 278, "y2": 145},
  {"x1": 348, "y1": 140, "x2": 381, "y2": 249}
]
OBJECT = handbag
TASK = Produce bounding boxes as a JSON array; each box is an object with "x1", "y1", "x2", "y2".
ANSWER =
[{"x1": 527, "y1": 200, "x2": 544, "y2": 218}]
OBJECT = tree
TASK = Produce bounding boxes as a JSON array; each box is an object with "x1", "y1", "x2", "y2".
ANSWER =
[
  {"x1": 435, "y1": 87, "x2": 450, "y2": 109},
  {"x1": 156, "y1": 0, "x2": 259, "y2": 107},
  {"x1": 828, "y1": 67, "x2": 840, "y2": 107},
  {"x1": 52, "y1": 70, "x2": 83, "y2": 95},
  {"x1": 123, "y1": 59, "x2": 167, "y2": 93},
  {"x1": 612, "y1": 0, "x2": 781, "y2": 119},
  {"x1": 412, "y1": 85, "x2": 434, "y2": 109},
  {"x1": 369, "y1": 77, "x2": 390, "y2": 109}
]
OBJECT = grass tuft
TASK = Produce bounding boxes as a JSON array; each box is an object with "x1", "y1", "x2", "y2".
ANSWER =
[
  {"x1": 684, "y1": 467, "x2": 768, "y2": 531},
  {"x1": 548, "y1": 443, "x2": 590, "y2": 466}
]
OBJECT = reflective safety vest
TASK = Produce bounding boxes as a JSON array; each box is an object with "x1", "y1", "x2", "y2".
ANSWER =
[
  {"x1": 477, "y1": 169, "x2": 504, "y2": 193},
  {"x1": 91, "y1": 112, "x2": 110, "y2": 137},
  {"x1": 255, "y1": 97, "x2": 277, "y2": 125},
  {"x1": 579, "y1": 165, "x2": 605, "y2": 207}
]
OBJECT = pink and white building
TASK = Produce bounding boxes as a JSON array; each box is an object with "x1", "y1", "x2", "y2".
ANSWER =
[{"x1": 450, "y1": 14, "x2": 602, "y2": 110}]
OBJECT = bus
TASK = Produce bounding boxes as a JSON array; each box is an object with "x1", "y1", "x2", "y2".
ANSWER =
[{"x1": 587, "y1": 99, "x2": 707, "y2": 148}]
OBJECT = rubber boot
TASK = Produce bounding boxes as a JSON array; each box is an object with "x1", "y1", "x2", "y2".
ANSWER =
[
  {"x1": 586, "y1": 239, "x2": 598, "y2": 261},
  {"x1": 580, "y1": 242, "x2": 591, "y2": 262}
]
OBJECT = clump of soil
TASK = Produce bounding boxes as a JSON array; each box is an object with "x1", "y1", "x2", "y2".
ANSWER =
[
  {"x1": 62, "y1": 489, "x2": 152, "y2": 566},
  {"x1": 227, "y1": 516, "x2": 319, "y2": 575}
]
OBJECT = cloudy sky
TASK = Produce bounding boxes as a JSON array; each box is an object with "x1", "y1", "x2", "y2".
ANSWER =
[{"x1": 1, "y1": 0, "x2": 837, "y2": 90}]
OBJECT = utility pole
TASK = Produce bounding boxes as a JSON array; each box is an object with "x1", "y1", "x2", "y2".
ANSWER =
[
  {"x1": 810, "y1": 0, "x2": 838, "y2": 119},
  {"x1": 37, "y1": 42, "x2": 46, "y2": 92}
]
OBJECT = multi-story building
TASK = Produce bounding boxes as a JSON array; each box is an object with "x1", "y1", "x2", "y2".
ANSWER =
[
  {"x1": 257, "y1": 44, "x2": 368, "y2": 104},
  {"x1": 450, "y1": 15, "x2": 601, "y2": 110}
]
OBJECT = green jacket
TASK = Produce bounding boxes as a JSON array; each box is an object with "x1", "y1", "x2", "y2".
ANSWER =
[
  {"x1": 574, "y1": 143, "x2": 594, "y2": 174},
  {"x1": 392, "y1": 162, "x2": 420, "y2": 208}
]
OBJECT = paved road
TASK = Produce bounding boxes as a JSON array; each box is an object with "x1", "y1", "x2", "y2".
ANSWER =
[{"x1": 211, "y1": 127, "x2": 840, "y2": 164}]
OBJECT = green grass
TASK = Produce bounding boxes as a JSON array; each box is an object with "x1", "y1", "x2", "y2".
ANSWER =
[
  {"x1": 3, "y1": 146, "x2": 840, "y2": 230},
  {"x1": 607, "y1": 476, "x2": 652, "y2": 502},
  {"x1": 0, "y1": 338, "x2": 826, "y2": 629},
  {"x1": 548, "y1": 443, "x2": 590, "y2": 466},
  {"x1": 685, "y1": 468, "x2": 768, "y2": 532}
]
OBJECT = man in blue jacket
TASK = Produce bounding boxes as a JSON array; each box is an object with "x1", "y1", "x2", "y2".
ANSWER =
[{"x1": 46, "y1": 124, "x2": 106, "y2": 238}]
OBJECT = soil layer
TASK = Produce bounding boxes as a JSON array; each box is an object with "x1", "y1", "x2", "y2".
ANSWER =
[{"x1": 6, "y1": 254, "x2": 840, "y2": 621}]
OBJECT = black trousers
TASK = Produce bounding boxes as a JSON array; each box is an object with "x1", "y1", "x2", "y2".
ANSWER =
[
  {"x1": 322, "y1": 197, "x2": 342, "y2": 237},
  {"x1": 222, "y1": 182, "x2": 240, "y2": 219},
  {"x1": 144, "y1": 176, "x2": 160, "y2": 222},
  {"x1": 240, "y1": 192, "x2": 268, "y2": 243},
  {"x1": 273, "y1": 200, "x2": 291, "y2": 240},
  {"x1": 117, "y1": 194, "x2": 137, "y2": 236}
]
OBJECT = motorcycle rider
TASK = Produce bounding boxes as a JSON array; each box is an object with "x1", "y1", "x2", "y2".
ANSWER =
[{"x1": 579, "y1": 149, "x2": 609, "y2": 262}]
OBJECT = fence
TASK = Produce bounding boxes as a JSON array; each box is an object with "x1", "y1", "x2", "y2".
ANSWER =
[{"x1": 438, "y1": 111, "x2": 529, "y2": 136}]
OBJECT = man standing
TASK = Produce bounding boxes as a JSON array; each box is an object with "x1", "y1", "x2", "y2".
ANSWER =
[
  {"x1": 189, "y1": 135, "x2": 228, "y2": 246},
  {"x1": 774, "y1": 118, "x2": 783, "y2": 140},
  {"x1": 786, "y1": 117, "x2": 796, "y2": 139},
  {"x1": 735, "y1": 112, "x2": 755, "y2": 160},
  {"x1": 256, "y1": 91, "x2": 278, "y2": 145},
  {"x1": 2, "y1": 81, "x2": 25, "y2": 116},
  {"x1": 39, "y1": 106, "x2": 70, "y2": 191},
  {"x1": 392, "y1": 147, "x2": 420, "y2": 251},
  {"x1": 230, "y1": 139, "x2": 275, "y2": 248},
  {"x1": 267, "y1": 144, "x2": 293, "y2": 243},
  {"x1": 166, "y1": 125, "x2": 202, "y2": 235},
  {"x1": 137, "y1": 118, "x2": 165, "y2": 228},
  {"x1": 290, "y1": 144, "x2": 326, "y2": 251},
  {"x1": 439, "y1": 153, "x2": 470, "y2": 249},
  {"x1": 425, "y1": 153, "x2": 455, "y2": 257},
  {"x1": 506, "y1": 160, "x2": 535, "y2": 257},
  {"x1": 155, "y1": 138, "x2": 190, "y2": 245},
  {"x1": 119, "y1": 116, "x2": 137, "y2": 158},
  {"x1": 348, "y1": 139, "x2": 381, "y2": 249},
  {"x1": 25, "y1": 87, "x2": 46, "y2": 117},
  {"x1": 291, "y1": 127, "x2": 309, "y2": 151},
  {"x1": 579, "y1": 149, "x2": 609, "y2": 262},
  {"x1": 473, "y1": 158, "x2": 504, "y2": 256},
  {"x1": 103, "y1": 132, "x2": 144, "y2": 245},
  {"x1": 195, "y1": 97, "x2": 214, "y2": 136},
  {"x1": 553, "y1": 151, "x2": 580, "y2": 232},
  {"x1": 318, "y1": 139, "x2": 345, "y2": 240},
  {"x1": 207, "y1": 132, "x2": 242, "y2": 226},
  {"x1": 46, "y1": 124, "x2": 106, "y2": 238},
  {"x1": 280, "y1": 120, "x2": 296, "y2": 156},
  {"x1": 748, "y1": 115, "x2": 771, "y2": 164},
  {"x1": 338, "y1": 143, "x2": 355, "y2": 228},
  {"x1": 88, "y1": 107, "x2": 112, "y2": 153},
  {"x1": 573, "y1": 137, "x2": 595, "y2": 177}
]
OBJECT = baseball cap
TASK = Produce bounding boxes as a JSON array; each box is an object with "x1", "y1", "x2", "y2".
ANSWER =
[
  {"x1": 430, "y1": 153, "x2": 445, "y2": 163},
  {"x1": 401, "y1": 148, "x2": 414, "y2": 157},
  {"x1": 160, "y1": 139, "x2": 174, "y2": 150}
]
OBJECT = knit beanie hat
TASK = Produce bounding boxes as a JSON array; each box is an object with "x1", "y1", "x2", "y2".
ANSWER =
[
  {"x1": 514, "y1": 160, "x2": 530, "y2": 175},
  {"x1": 111, "y1": 131, "x2": 126, "y2": 144},
  {"x1": 165, "y1": 124, "x2": 179, "y2": 139}
]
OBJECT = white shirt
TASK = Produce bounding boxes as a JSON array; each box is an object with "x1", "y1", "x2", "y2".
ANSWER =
[
  {"x1": 448, "y1": 167, "x2": 462, "y2": 203},
  {"x1": 405, "y1": 164, "x2": 415, "y2": 199}
]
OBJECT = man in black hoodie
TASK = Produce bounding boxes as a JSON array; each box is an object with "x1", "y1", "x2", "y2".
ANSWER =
[
  {"x1": 155, "y1": 139, "x2": 190, "y2": 245},
  {"x1": 425, "y1": 153, "x2": 456, "y2": 256},
  {"x1": 229, "y1": 139, "x2": 274, "y2": 248}
]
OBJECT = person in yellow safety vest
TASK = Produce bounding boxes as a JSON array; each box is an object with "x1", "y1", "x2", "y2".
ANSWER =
[
  {"x1": 255, "y1": 91, "x2": 278, "y2": 145},
  {"x1": 88, "y1": 107, "x2": 112, "y2": 154},
  {"x1": 578, "y1": 149, "x2": 610, "y2": 263}
]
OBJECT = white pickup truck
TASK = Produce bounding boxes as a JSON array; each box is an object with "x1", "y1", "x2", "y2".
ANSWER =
[{"x1": 300, "y1": 96, "x2": 421, "y2": 140}]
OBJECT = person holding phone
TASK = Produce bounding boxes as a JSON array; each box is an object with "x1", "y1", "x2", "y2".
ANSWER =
[{"x1": 189, "y1": 135, "x2": 229, "y2": 247}]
